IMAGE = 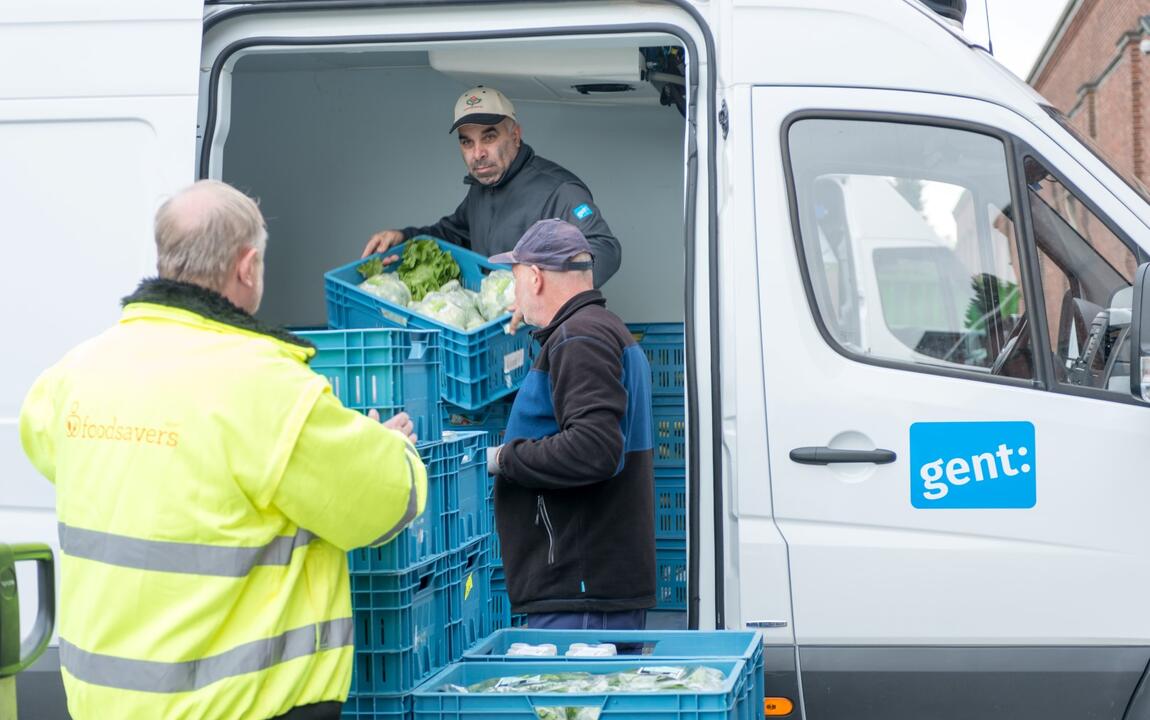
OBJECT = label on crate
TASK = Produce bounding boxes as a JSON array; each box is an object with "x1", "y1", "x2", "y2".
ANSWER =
[
  {"x1": 637, "y1": 666, "x2": 688, "y2": 680},
  {"x1": 465, "y1": 572, "x2": 474, "y2": 601},
  {"x1": 494, "y1": 674, "x2": 548, "y2": 690},
  {"x1": 380, "y1": 309, "x2": 408, "y2": 327},
  {"x1": 504, "y1": 349, "x2": 526, "y2": 374}
]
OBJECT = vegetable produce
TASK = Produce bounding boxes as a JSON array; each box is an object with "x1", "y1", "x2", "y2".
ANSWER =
[
  {"x1": 356, "y1": 256, "x2": 384, "y2": 280},
  {"x1": 358, "y1": 272, "x2": 412, "y2": 307},
  {"x1": 399, "y1": 238, "x2": 461, "y2": 301},
  {"x1": 479, "y1": 269, "x2": 516, "y2": 320},
  {"x1": 445, "y1": 666, "x2": 726, "y2": 695}
]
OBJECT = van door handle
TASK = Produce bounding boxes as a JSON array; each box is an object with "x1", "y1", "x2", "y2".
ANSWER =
[{"x1": 789, "y1": 447, "x2": 897, "y2": 465}]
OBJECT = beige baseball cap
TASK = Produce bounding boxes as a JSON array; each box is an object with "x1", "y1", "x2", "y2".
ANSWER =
[{"x1": 450, "y1": 86, "x2": 517, "y2": 133}]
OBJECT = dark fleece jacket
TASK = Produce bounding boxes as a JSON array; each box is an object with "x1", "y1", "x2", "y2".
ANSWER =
[{"x1": 494, "y1": 290, "x2": 655, "y2": 614}]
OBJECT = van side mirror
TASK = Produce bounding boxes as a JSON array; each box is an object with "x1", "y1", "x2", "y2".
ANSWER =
[{"x1": 1129, "y1": 262, "x2": 1150, "y2": 402}]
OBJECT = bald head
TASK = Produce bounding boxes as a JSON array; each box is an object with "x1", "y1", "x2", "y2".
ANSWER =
[{"x1": 155, "y1": 180, "x2": 267, "y2": 311}]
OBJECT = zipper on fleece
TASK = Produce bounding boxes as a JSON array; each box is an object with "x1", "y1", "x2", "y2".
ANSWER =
[{"x1": 535, "y1": 495, "x2": 556, "y2": 565}]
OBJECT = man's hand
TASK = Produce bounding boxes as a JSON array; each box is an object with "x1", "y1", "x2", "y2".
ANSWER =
[
  {"x1": 362, "y1": 229, "x2": 405, "y2": 259},
  {"x1": 507, "y1": 306, "x2": 524, "y2": 334},
  {"x1": 486, "y1": 445, "x2": 503, "y2": 475},
  {"x1": 369, "y1": 409, "x2": 418, "y2": 444}
]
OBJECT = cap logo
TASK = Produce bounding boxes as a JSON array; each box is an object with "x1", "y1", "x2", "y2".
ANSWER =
[{"x1": 465, "y1": 95, "x2": 482, "y2": 107}]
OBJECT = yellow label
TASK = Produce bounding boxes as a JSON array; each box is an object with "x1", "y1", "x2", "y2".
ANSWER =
[{"x1": 465, "y1": 573, "x2": 474, "y2": 600}]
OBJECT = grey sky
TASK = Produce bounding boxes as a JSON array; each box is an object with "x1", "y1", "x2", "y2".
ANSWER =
[{"x1": 962, "y1": 0, "x2": 1072, "y2": 80}]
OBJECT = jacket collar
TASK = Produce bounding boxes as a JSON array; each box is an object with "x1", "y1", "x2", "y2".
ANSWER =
[
  {"x1": 532, "y1": 289, "x2": 606, "y2": 345},
  {"x1": 121, "y1": 278, "x2": 315, "y2": 351},
  {"x1": 463, "y1": 143, "x2": 535, "y2": 189}
]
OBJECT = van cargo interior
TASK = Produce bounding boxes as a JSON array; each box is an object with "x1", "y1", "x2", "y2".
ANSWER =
[{"x1": 209, "y1": 36, "x2": 689, "y2": 330}]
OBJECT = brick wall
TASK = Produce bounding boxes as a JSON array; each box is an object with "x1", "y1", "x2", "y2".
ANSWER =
[{"x1": 1031, "y1": 0, "x2": 1150, "y2": 186}]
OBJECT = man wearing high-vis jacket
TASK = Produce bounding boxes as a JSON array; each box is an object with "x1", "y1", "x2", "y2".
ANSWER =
[{"x1": 19, "y1": 180, "x2": 427, "y2": 720}]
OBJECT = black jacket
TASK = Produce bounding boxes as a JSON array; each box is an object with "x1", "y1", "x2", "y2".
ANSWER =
[
  {"x1": 402, "y1": 144, "x2": 622, "y2": 288},
  {"x1": 494, "y1": 290, "x2": 655, "y2": 613}
]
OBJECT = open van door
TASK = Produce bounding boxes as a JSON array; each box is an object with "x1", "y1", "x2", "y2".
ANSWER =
[{"x1": 0, "y1": 3, "x2": 203, "y2": 716}]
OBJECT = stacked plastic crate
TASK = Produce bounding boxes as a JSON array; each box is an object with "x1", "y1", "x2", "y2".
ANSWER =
[
  {"x1": 629, "y1": 323, "x2": 688, "y2": 613},
  {"x1": 320, "y1": 238, "x2": 531, "y2": 717}
]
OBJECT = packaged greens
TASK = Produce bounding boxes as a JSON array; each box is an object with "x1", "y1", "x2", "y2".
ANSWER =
[
  {"x1": 358, "y1": 272, "x2": 412, "y2": 307},
  {"x1": 479, "y1": 269, "x2": 516, "y2": 321}
]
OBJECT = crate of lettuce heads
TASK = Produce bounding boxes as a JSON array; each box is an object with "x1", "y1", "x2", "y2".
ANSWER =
[{"x1": 326, "y1": 236, "x2": 535, "y2": 410}]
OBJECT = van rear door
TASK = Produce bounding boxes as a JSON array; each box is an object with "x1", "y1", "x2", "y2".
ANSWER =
[
  {"x1": 752, "y1": 85, "x2": 1150, "y2": 720},
  {"x1": 0, "y1": 2, "x2": 203, "y2": 716}
]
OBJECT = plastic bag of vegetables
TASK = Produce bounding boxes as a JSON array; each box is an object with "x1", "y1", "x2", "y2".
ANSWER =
[
  {"x1": 478, "y1": 269, "x2": 516, "y2": 321},
  {"x1": 358, "y1": 272, "x2": 412, "y2": 307}
]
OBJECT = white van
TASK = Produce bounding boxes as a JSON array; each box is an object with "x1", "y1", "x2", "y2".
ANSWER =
[{"x1": 5, "y1": 1, "x2": 1150, "y2": 718}]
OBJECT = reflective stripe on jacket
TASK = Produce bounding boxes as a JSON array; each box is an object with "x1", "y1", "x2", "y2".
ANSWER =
[{"x1": 19, "y1": 279, "x2": 426, "y2": 720}]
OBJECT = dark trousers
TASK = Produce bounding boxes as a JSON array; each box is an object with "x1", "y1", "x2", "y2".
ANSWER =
[
  {"x1": 526, "y1": 609, "x2": 647, "y2": 630},
  {"x1": 269, "y1": 701, "x2": 342, "y2": 720}
]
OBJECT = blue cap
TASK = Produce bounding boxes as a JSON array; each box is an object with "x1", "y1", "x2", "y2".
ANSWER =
[{"x1": 489, "y1": 219, "x2": 594, "y2": 271}]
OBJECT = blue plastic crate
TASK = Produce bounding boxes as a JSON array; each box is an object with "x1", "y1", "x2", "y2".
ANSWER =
[
  {"x1": 348, "y1": 554, "x2": 454, "y2": 694},
  {"x1": 655, "y1": 471, "x2": 687, "y2": 542},
  {"x1": 489, "y1": 567, "x2": 527, "y2": 630},
  {"x1": 341, "y1": 693, "x2": 410, "y2": 720},
  {"x1": 411, "y1": 658, "x2": 750, "y2": 720},
  {"x1": 443, "y1": 396, "x2": 514, "y2": 448},
  {"x1": 656, "y1": 539, "x2": 687, "y2": 611},
  {"x1": 325, "y1": 238, "x2": 536, "y2": 410},
  {"x1": 628, "y1": 322, "x2": 685, "y2": 397},
  {"x1": 440, "y1": 430, "x2": 488, "y2": 550},
  {"x1": 348, "y1": 439, "x2": 449, "y2": 573},
  {"x1": 296, "y1": 327, "x2": 442, "y2": 441},
  {"x1": 447, "y1": 538, "x2": 491, "y2": 660},
  {"x1": 462, "y1": 629, "x2": 764, "y2": 712},
  {"x1": 653, "y1": 398, "x2": 686, "y2": 470}
]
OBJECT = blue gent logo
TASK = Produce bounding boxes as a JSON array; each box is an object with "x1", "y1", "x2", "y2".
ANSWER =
[
  {"x1": 572, "y1": 203, "x2": 594, "y2": 220},
  {"x1": 910, "y1": 421, "x2": 1035, "y2": 509}
]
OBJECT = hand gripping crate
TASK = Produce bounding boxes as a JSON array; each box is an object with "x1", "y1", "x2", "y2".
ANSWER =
[
  {"x1": 325, "y1": 237, "x2": 536, "y2": 410},
  {"x1": 296, "y1": 327, "x2": 443, "y2": 441},
  {"x1": 347, "y1": 438, "x2": 450, "y2": 573},
  {"x1": 348, "y1": 553, "x2": 454, "y2": 695},
  {"x1": 411, "y1": 658, "x2": 753, "y2": 720}
]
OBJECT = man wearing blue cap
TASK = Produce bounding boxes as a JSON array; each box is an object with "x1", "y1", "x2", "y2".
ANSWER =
[
  {"x1": 485, "y1": 219, "x2": 655, "y2": 630},
  {"x1": 362, "y1": 86, "x2": 621, "y2": 289}
]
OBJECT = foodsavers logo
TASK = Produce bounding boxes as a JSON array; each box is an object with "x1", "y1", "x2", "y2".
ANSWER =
[
  {"x1": 910, "y1": 421, "x2": 1035, "y2": 508},
  {"x1": 65, "y1": 403, "x2": 180, "y2": 448}
]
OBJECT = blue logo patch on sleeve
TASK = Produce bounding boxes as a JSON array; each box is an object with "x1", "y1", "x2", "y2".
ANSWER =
[
  {"x1": 573, "y1": 203, "x2": 594, "y2": 220},
  {"x1": 910, "y1": 421, "x2": 1036, "y2": 509}
]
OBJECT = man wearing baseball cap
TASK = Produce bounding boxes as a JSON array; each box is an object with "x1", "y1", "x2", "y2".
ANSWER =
[
  {"x1": 363, "y1": 86, "x2": 622, "y2": 289},
  {"x1": 485, "y1": 219, "x2": 655, "y2": 630}
]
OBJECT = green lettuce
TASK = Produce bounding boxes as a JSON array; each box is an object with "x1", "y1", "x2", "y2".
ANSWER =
[{"x1": 399, "y1": 238, "x2": 461, "y2": 301}]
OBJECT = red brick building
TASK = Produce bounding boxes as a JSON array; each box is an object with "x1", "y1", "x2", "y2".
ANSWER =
[{"x1": 1029, "y1": 0, "x2": 1150, "y2": 187}]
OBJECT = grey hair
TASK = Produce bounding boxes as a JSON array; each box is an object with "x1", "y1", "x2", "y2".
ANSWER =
[{"x1": 154, "y1": 180, "x2": 267, "y2": 293}]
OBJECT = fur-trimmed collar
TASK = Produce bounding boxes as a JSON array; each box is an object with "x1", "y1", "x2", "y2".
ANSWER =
[{"x1": 122, "y1": 278, "x2": 314, "y2": 350}]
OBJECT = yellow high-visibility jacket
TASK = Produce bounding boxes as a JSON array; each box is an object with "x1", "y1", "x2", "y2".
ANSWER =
[{"x1": 19, "y1": 279, "x2": 427, "y2": 720}]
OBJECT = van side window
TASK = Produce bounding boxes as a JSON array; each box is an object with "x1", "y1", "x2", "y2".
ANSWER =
[
  {"x1": 788, "y1": 119, "x2": 1034, "y2": 380},
  {"x1": 1024, "y1": 156, "x2": 1136, "y2": 394}
]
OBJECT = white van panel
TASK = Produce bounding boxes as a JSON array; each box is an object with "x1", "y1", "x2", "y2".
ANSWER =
[
  {"x1": 0, "y1": 4, "x2": 204, "y2": 674},
  {"x1": 753, "y1": 86, "x2": 1150, "y2": 645}
]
